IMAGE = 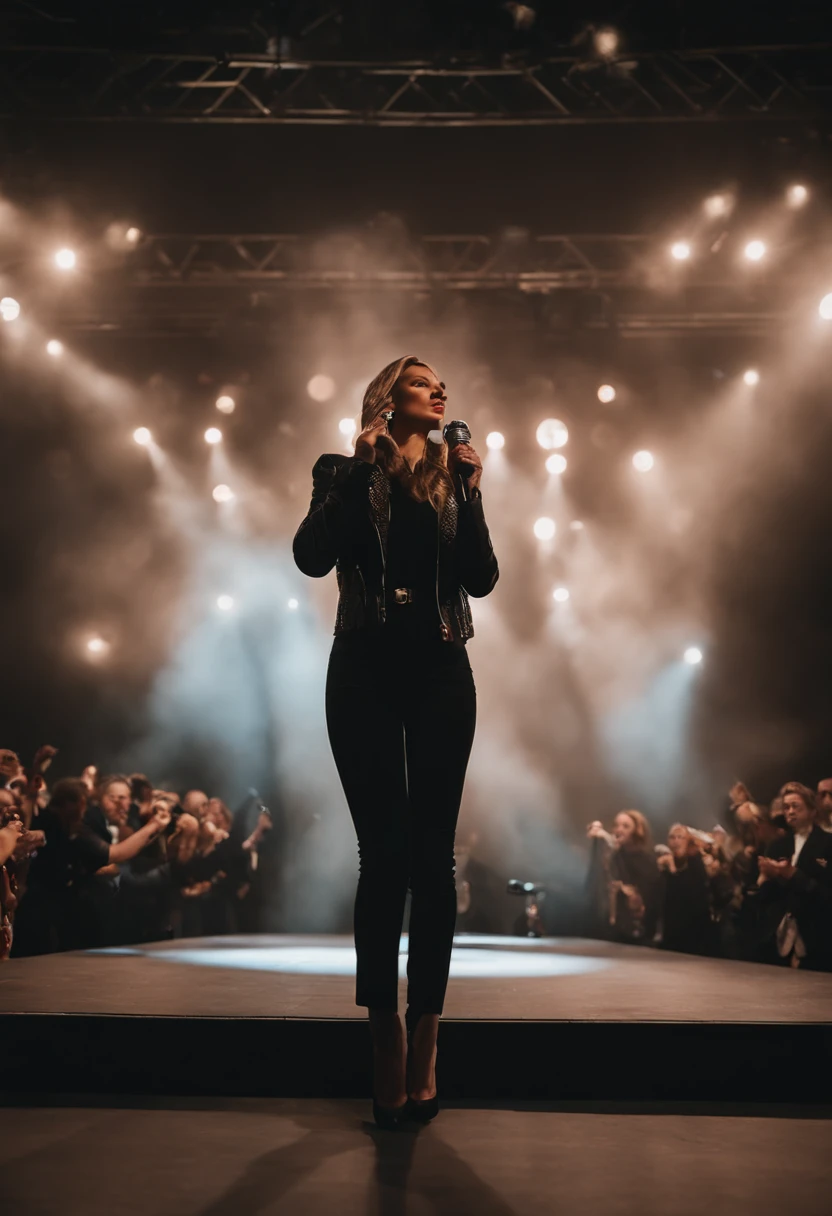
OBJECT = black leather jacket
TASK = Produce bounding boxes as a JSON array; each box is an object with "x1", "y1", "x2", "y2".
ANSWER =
[{"x1": 293, "y1": 453, "x2": 499, "y2": 642}]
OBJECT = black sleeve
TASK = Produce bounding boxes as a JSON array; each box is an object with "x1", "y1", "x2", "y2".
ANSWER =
[
  {"x1": 454, "y1": 490, "x2": 500, "y2": 598},
  {"x1": 73, "y1": 826, "x2": 111, "y2": 874},
  {"x1": 292, "y1": 454, "x2": 375, "y2": 578}
]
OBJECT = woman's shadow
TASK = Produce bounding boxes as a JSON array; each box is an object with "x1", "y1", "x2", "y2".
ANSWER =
[{"x1": 195, "y1": 1100, "x2": 519, "y2": 1216}]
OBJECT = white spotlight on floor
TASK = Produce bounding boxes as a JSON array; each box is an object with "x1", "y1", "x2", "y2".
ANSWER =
[
  {"x1": 786, "y1": 184, "x2": 809, "y2": 209},
  {"x1": 133, "y1": 427, "x2": 152, "y2": 446},
  {"x1": 287, "y1": 598, "x2": 299, "y2": 610},
  {"x1": 216, "y1": 395, "x2": 235, "y2": 414},
  {"x1": 743, "y1": 368, "x2": 760, "y2": 387},
  {"x1": 339, "y1": 418, "x2": 357, "y2": 437},
  {"x1": 533, "y1": 517, "x2": 556, "y2": 541},
  {"x1": 632, "y1": 450, "x2": 655, "y2": 472},
  {"x1": 307, "y1": 374, "x2": 336, "y2": 402},
  {"x1": 212, "y1": 484, "x2": 235, "y2": 503},
  {"x1": 204, "y1": 427, "x2": 222, "y2": 445},
  {"x1": 818, "y1": 293, "x2": 832, "y2": 321},
  {"x1": 683, "y1": 646, "x2": 703, "y2": 666},
  {"x1": 0, "y1": 297, "x2": 20, "y2": 322},
  {"x1": 597, "y1": 384, "x2": 616, "y2": 404},
  {"x1": 670, "y1": 241, "x2": 692, "y2": 261},
  {"x1": 54, "y1": 248, "x2": 77, "y2": 270},
  {"x1": 552, "y1": 586, "x2": 570, "y2": 603},
  {"x1": 86, "y1": 636, "x2": 110, "y2": 658},
  {"x1": 536, "y1": 419, "x2": 568, "y2": 450},
  {"x1": 46, "y1": 339, "x2": 64, "y2": 357},
  {"x1": 217, "y1": 595, "x2": 234, "y2": 612},
  {"x1": 486, "y1": 431, "x2": 505, "y2": 450},
  {"x1": 743, "y1": 239, "x2": 766, "y2": 262},
  {"x1": 546, "y1": 454, "x2": 567, "y2": 475}
]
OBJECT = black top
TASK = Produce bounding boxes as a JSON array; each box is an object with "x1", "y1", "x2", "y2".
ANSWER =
[
  {"x1": 661, "y1": 851, "x2": 712, "y2": 955},
  {"x1": 384, "y1": 476, "x2": 461, "y2": 644},
  {"x1": 25, "y1": 807, "x2": 110, "y2": 894}
]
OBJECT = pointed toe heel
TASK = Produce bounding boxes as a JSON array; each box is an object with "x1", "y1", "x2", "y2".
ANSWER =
[{"x1": 372, "y1": 1098, "x2": 408, "y2": 1130}]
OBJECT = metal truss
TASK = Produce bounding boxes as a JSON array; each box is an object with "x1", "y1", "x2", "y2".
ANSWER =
[
  {"x1": 1, "y1": 42, "x2": 831, "y2": 125},
  {"x1": 131, "y1": 232, "x2": 660, "y2": 289},
  {"x1": 33, "y1": 231, "x2": 795, "y2": 338}
]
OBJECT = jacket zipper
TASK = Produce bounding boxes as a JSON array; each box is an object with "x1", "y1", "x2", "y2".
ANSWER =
[
  {"x1": 371, "y1": 492, "x2": 388, "y2": 625},
  {"x1": 436, "y1": 506, "x2": 450, "y2": 641}
]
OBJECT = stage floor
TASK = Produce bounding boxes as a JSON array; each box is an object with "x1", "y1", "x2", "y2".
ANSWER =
[
  {"x1": 3, "y1": 932, "x2": 832, "y2": 1022},
  {"x1": 3, "y1": 935, "x2": 831, "y2": 1101}
]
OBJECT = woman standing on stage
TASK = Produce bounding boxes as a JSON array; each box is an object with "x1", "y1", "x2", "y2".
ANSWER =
[{"x1": 293, "y1": 356, "x2": 499, "y2": 1127}]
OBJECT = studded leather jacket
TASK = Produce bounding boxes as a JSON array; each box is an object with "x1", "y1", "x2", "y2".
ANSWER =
[{"x1": 293, "y1": 453, "x2": 499, "y2": 643}]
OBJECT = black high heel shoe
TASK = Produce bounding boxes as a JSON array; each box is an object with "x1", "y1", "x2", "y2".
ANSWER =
[
  {"x1": 372, "y1": 1097, "x2": 409, "y2": 1130},
  {"x1": 405, "y1": 1009, "x2": 440, "y2": 1124}
]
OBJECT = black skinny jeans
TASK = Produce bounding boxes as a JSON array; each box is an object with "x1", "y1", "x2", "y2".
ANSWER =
[{"x1": 325, "y1": 624, "x2": 477, "y2": 1017}]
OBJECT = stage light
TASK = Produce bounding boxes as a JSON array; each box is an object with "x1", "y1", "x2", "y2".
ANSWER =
[
  {"x1": 703, "y1": 194, "x2": 730, "y2": 219},
  {"x1": 86, "y1": 636, "x2": 109, "y2": 657},
  {"x1": 536, "y1": 418, "x2": 568, "y2": 450},
  {"x1": 684, "y1": 646, "x2": 703, "y2": 666},
  {"x1": 133, "y1": 427, "x2": 152, "y2": 446},
  {"x1": 546, "y1": 453, "x2": 567, "y2": 475},
  {"x1": 307, "y1": 374, "x2": 336, "y2": 402},
  {"x1": 204, "y1": 427, "x2": 222, "y2": 445},
  {"x1": 287, "y1": 598, "x2": 299, "y2": 610},
  {"x1": 46, "y1": 339, "x2": 64, "y2": 357},
  {"x1": 0, "y1": 297, "x2": 20, "y2": 322},
  {"x1": 670, "y1": 241, "x2": 692, "y2": 261},
  {"x1": 786, "y1": 184, "x2": 808, "y2": 209},
  {"x1": 594, "y1": 27, "x2": 619, "y2": 57},
  {"x1": 743, "y1": 368, "x2": 760, "y2": 387},
  {"x1": 216, "y1": 395, "x2": 235, "y2": 414},
  {"x1": 597, "y1": 384, "x2": 616, "y2": 403},
  {"x1": 212, "y1": 484, "x2": 234, "y2": 503},
  {"x1": 632, "y1": 450, "x2": 654, "y2": 472},
  {"x1": 54, "y1": 248, "x2": 77, "y2": 270},
  {"x1": 486, "y1": 431, "x2": 505, "y2": 450},
  {"x1": 819, "y1": 293, "x2": 832, "y2": 320},
  {"x1": 125, "y1": 226, "x2": 141, "y2": 244},
  {"x1": 533, "y1": 517, "x2": 556, "y2": 541},
  {"x1": 743, "y1": 239, "x2": 766, "y2": 262},
  {"x1": 217, "y1": 595, "x2": 234, "y2": 612},
  {"x1": 339, "y1": 418, "x2": 357, "y2": 437},
  {"x1": 552, "y1": 586, "x2": 570, "y2": 603}
]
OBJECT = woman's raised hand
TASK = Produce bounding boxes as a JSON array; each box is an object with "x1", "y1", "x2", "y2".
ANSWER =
[{"x1": 353, "y1": 415, "x2": 392, "y2": 465}]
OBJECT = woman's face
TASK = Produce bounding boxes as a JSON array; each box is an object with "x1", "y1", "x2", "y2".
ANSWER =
[
  {"x1": 391, "y1": 364, "x2": 447, "y2": 430},
  {"x1": 668, "y1": 825, "x2": 689, "y2": 856},
  {"x1": 613, "y1": 813, "x2": 636, "y2": 846}
]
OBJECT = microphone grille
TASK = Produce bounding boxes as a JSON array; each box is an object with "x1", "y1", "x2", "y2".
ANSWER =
[{"x1": 443, "y1": 419, "x2": 471, "y2": 446}]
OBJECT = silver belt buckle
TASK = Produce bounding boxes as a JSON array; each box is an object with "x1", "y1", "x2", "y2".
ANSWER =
[{"x1": 393, "y1": 587, "x2": 411, "y2": 605}]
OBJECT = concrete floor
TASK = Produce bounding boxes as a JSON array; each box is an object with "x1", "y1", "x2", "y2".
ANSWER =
[{"x1": 1, "y1": 1098, "x2": 829, "y2": 1216}]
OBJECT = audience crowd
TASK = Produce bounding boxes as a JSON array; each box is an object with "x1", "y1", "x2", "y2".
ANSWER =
[
  {"x1": 585, "y1": 779, "x2": 832, "y2": 970},
  {"x1": 2, "y1": 741, "x2": 832, "y2": 974},
  {"x1": 0, "y1": 745, "x2": 273, "y2": 959}
]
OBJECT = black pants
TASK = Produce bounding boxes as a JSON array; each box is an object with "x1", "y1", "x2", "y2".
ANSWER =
[{"x1": 326, "y1": 625, "x2": 477, "y2": 1016}]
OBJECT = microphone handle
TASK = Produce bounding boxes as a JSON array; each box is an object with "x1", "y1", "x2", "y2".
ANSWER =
[{"x1": 451, "y1": 441, "x2": 474, "y2": 503}]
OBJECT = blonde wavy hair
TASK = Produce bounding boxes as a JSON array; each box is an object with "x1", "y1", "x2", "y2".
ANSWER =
[{"x1": 361, "y1": 355, "x2": 455, "y2": 513}]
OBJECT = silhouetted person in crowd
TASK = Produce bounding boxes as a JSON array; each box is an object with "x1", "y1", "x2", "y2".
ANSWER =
[
  {"x1": 815, "y1": 778, "x2": 832, "y2": 833},
  {"x1": 758, "y1": 782, "x2": 832, "y2": 971},
  {"x1": 657, "y1": 824, "x2": 713, "y2": 956},
  {"x1": 13, "y1": 778, "x2": 170, "y2": 955},
  {"x1": 586, "y1": 810, "x2": 661, "y2": 944}
]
